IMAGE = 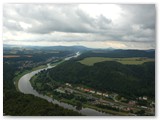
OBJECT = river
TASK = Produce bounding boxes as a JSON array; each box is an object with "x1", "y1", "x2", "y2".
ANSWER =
[{"x1": 18, "y1": 52, "x2": 109, "y2": 116}]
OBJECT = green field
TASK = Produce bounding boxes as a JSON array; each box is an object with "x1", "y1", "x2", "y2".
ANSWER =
[{"x1": 78, "y1": 57, "x2": 154, "y2": 66}]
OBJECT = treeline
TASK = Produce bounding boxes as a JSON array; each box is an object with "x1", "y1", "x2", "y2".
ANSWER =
[
  {"x1": 41, "y1": 60, "x2": 155, "y2": 99},
  {"x1": 4, "y1": 90, "x2": 81, "y2": 116},
  {"x1": 75, "y1": 50, "x2": 155, "y2": 61},
  {"x1": 3, "y1": 62, "x2": 81, "y2": 116},
  {"x1": 4, "y1": 51, "x2": 72, "y2": 63}
]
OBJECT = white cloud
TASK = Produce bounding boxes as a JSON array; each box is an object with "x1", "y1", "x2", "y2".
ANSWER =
[
  {"x1": 19, "y1": 22, "x2": 32, "y2": 30},
  {"x1": 3, "y1": 4, "x2": 156, "y2": 49}
]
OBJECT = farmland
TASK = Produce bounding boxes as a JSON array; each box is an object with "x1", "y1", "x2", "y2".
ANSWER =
[
  {"x1": 3, "y1": 55, "x2": 32, "y2": 58},
  {"x1": 78, "y1": 57, "x2": 154, "y2": 66},
  {"x1": 3, "y1": 55, "x2": 20, "y2": 58}
]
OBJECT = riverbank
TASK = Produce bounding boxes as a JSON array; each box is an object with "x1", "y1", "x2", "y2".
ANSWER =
[
  {"x1": 14, "y1": 65, "x2": 47, "y2": 91},
  {"x1": 30, "y1": 73, "x2": 129, "y2": 116},
  {"x1": 39, "y1": 90, "x2": 128, "y2": 116}
]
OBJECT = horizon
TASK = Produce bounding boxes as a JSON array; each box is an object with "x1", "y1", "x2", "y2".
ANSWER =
[{"x1": 3, "y1": 43, "x2": 155, "y2": 50}]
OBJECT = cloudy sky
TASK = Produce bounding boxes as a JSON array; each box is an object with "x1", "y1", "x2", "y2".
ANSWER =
[{"x1": 3, "y1": 4, "x2": 155, "y2": 49}]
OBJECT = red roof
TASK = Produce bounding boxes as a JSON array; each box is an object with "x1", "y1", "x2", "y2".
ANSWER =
[{"x1": 84, "y1": 89, "x2": 91, "y2": 92}]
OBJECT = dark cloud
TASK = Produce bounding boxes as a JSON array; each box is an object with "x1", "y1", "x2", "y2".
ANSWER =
[
  {"x1": 3, "y1": 4, "x2": 156, "y2": 49},
  {"x1": 3, "y1": 4, "x2": 113, "y2": 34},
  {"x1": 120, "y1": 4, "x2": 155, "y2": 31}
]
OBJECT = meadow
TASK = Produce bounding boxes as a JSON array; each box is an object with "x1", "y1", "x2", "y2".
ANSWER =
[{"x1": 78, "y1": 57, "x2": 154, "y2": 66}]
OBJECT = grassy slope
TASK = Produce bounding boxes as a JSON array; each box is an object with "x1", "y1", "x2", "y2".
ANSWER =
[{"x1": 78, "y1": 57, "x2": 154, "y2": 66}]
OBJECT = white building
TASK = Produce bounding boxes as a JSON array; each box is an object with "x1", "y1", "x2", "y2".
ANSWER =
[
  {"x1": 143, "y1": 96, "x2": 148, "y2": 100},
  {"x1": 103, "y1": 93, "x2": 108, "y2": 97},
  {"x1": 96, "y1": 92, "x2": 103, "y2": 96},
  {"x1": 65, "y1": 83, "x2": 72, "y2": 87},
  {"x1": 90, "y1": 90, "x2": 96, "y2": 94}
]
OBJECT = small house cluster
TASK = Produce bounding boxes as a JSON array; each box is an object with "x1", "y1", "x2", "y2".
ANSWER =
[
  {"x1": 137, "y1": 96, "x2": 148, "y2": 100},
  {"x1": 76, "y1": 86, "x2": 109, "y2": 98}
]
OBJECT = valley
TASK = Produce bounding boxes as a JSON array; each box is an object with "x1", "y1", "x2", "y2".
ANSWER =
[{"x1": 3, "y1": 46, "x2": 155, "y2": 116}]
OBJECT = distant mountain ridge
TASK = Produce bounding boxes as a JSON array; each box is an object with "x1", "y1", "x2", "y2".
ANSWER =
[
  {"x1": 40, "y1": 45, "x2": 91, "y2": 51},
  {"x1": 3, "y1": 44, "x2": 155, "y2": 51},
  {"x1": 3, "y1": 44, "x2": 91, "y2": 52}
]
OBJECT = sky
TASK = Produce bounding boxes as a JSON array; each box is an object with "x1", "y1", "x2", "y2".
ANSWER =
[{"x1": 3, "y1": 4, "x2": 156, "y2": 49}]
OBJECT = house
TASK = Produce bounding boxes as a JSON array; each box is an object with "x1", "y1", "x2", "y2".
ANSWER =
[
  {"x1": 65, "y1": 83, "x2": 72, "y2": 87},
  {"x1": 128, "y1": 100, "x2": 136, "y2": 105},
  {"x1": 141, "y1": 106, "x2": 148, "y2": 109},
  {"x1": 55, "y1": 87, "x2": 65, "y2": 94},
  {"x1": 89, "y1": 90, "x2": 96, "y2": 94},
  {"x1": 143, "y1": 96, "x2": 148, "y2": 100},
  {"x1": 103, "y1": 93, "x2": 108, "y2": 97},
  {"x1": 96, "y1": 91, "x2": 103, "y2": 96},
  {"x1": 84, "y1": 88, "x2": 91, "y2": 92}
]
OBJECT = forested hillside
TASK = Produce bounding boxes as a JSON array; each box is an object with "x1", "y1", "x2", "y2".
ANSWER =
[
  {"x1": 41, "y1": 60, "x2": 155, "y2": 99},
  {"x1": 3, "y1": 62, "x2": 81, "y2": 116}
]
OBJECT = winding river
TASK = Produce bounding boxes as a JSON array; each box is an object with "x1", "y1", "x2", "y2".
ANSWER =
[{"x1": 18, "y1": 52, "x2": 109, "y2": 116}]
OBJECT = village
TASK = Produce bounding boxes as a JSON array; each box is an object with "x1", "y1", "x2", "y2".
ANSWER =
[{"x1": 53, "y1": 82, "x2": 155, "y2": 115}]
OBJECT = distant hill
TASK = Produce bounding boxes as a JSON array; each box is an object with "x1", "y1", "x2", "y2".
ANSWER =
[
  {"x1": 39, "y1": 45, "x2": 91, "y2": 51},
  {"x1": 77, "y1": 49, "x2": 155, "y2": 59},
  {"x1": 3, "y1": 44, "x2": 91, "y2": 52}
]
